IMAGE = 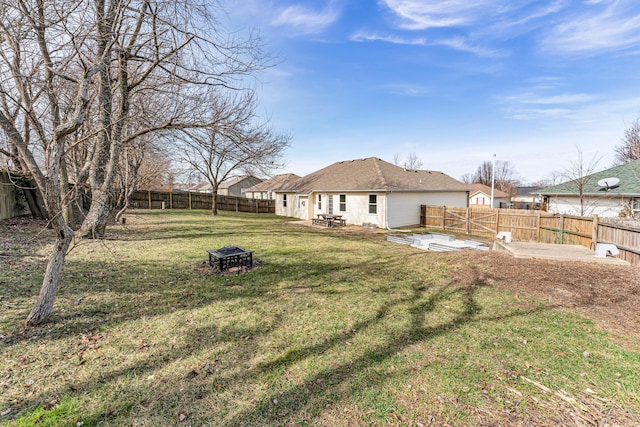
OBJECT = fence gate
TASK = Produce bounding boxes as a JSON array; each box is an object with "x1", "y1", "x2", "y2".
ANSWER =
[
  {"x1": 468, "y1": 209, "x2": 498, "y2": 238},
  {"x1": 444, "y1": 208, "x2": 468, "y2": 233}
]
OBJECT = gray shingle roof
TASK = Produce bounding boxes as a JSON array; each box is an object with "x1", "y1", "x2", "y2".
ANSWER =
[
  {"x1": 516, "y1": 186, "x2": 543, "y2": 196},
  {"x1": 246, "y1": 174, "x2": 301, "y2": 191},
  {"x1": 539, "y1": 160, "x2": 640, "y2": 196},
  {"x1": 468, "y1": 183, "x2": 510, "y2": 198},
  {"x1": 219, "y1": 175, "x2": 261, "y2": 189},
  {"x1": 277, "y1": 157, "x2": 468, "y2": 194}
]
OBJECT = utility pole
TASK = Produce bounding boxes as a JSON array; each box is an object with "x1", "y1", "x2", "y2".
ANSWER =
[{"x1": 490, "y1": 154, "x2": 496, "y2": 208}]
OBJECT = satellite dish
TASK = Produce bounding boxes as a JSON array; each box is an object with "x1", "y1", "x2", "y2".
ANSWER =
[{"x1": 597, "y1": 177, "x2": 620, "y2": 190}]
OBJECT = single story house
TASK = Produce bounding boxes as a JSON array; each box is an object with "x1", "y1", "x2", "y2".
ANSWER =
[
  {"x1": 511, "y1": 186, "x2": 543, "y2": 209},
  {"x1": 245, "y1": 173, "x2": 301, "y2": 200},
  {"x1": 274, "y1": 157, "x2": 469, "y2": 228},
  {"x1": 178, "y1": 175, "x2": 263, "y2": 196},
  {"x1": 539, "y1": 160, "x2": 640, "y2": 218},
  {"x1": 467, "y1": 183, "x2": 510, "y2": 208},
  {"x1": 217, "y1": 175, "x2": 263, "y2": 197}
]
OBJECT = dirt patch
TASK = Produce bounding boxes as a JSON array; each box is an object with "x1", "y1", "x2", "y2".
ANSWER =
[{"x1": 432, "y1": 250, "x2": 640, "y2": 348}]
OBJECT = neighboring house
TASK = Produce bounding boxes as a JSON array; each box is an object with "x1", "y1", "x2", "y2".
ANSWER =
[
  {"x1": 539, "y1": 160, "x2": 640, "y2": 218},
  {"x1": 511, "y1": 186, "x2": 543, "y2": 210},
  {"x1": 245, "y1": 174, "x2": 301, "y2": 200},
  {"x1": 274, "y1": 157, "x2": 469, "y2": 228},
  {"x1": 217, "y1": 175, "x2": 263, "y2": 197},
  {"x1": 179, "y1": 175, "x2": 263, "y2": 196},
  {"x1": 467, "y1": 183, "x2": 510, "y2": 208},
  {"x1": 181, "y1": 182, "x2": 212, "y2": 193}
]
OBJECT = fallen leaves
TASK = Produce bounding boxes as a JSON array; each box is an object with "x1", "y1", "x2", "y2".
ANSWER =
[
  {"x1": 185, "y1": 370, "x2": 199, "y2": 380},
  {"x1": 43, "y1": 399, "x2": 57, "y2": 410}
]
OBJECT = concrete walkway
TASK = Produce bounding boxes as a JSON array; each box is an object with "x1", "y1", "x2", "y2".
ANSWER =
[{"x1": 493, "y1": 241, "x2": 629, "y2": 265}]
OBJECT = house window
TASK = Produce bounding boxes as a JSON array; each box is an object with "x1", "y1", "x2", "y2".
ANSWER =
[
  {"x1": 368, "y1": 194, "x2": 377, "y2": 214},
  {"x1": 339, "y1": 194, "x2": 346, "y2": 211},
  {"x1": 633, "y1": 198, "x2": 640, "y2": 218},
  {"x1": 283, "y1": 194, "x2": 287, "y2": 208},
  {"x1": 317, "y1": 194, "x2": 322, "y2": 210}
]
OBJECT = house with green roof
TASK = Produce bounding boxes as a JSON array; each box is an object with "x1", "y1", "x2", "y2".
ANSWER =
[
  {"x1": 538, "y1": 160, "x2": 640, "y2": 218},
  {"x1": 274, "y1": 157, "x2": 469, "y2": 228}
]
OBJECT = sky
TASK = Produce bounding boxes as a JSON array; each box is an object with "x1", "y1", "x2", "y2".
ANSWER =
[{"x1": 224, "y1": 0, "x2": 640, "y2": 184}]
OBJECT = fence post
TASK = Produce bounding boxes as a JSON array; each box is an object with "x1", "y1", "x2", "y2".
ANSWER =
[
  {"x1": 591, "y1": 215, "x2": 599, "y2": 249},
  {"x1": 559, "y1": 215, "x2": 565, "y2": 244},
  {"x1": 170, "y1": 192, "x2": 173, "y2": 209},
  {"x1": 188, "y1": 191, "x2": 192, "y2": 210},
  {"x1": 148, "y1": 191, "x2": 151, "y2": 209},
  {"x1": 466, "y1": 208, "x2": 471, "y2": 234},
  {"x1": 495, "y1": 208, "x2": 500, "y2": 235},
  {"x1": 442, "y1": 206, "x2": 446, "y2": 230},
  {"x1": 536, "y1": 210, "x2": 541, "y2": 242}
]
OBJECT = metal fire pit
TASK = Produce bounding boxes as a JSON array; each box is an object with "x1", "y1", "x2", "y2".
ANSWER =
[{"x1": 207, "y1": 246, "x2": 253, "y2": 272}]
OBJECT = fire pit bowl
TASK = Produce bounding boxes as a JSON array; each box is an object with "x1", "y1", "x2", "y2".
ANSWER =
[{"x1": 207, "y1": 246, "x2": 253, "y2": 272}]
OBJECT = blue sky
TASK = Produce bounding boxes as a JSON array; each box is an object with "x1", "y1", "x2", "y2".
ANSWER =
[{"x1": 225, "y1": 0, "x2": 640, "y2": 184}]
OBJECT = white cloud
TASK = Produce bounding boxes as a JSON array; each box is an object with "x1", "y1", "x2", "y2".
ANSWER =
[
  {"x1": 272, "y1": 3, "x2": 340, "y2": 34},
  {"x1": 488, "y1": 0, "x2": 567, "y2": 36},
  {"x1": 541, "y1": 1, "x2": 640, "y2": 54},
  {"x1": 432, "y1": 36, "x2": 503, "y2": 57},
  {"x1": 381, "y1": 83, "x2": 431, "y2": 97},
  {"x1": 381, "y1": 0, "x2": 499, "y2": 30},
  {"x1": 350, "y1": 30, "x2": 501, "y2": 57},
  {"x1": 497, "y1": 82, "x2": 640, "y2": 127},
  {"x1": 501, "y1": 92, "x2": 597, "y2": 106},
  {"x1": 350, "y1": 30, "x2": 427, "y2": 45}
]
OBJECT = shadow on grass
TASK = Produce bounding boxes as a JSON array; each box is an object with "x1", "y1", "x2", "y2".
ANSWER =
[
  {"x1": 2, "y1": 253, "x2": 552, "y2": 426},
  {"x1": 219, "y1": 268, "x2": 548, "y2": 426},
  {"x1": 1, "y1": 211, "x2": 553, "y2": 425}
]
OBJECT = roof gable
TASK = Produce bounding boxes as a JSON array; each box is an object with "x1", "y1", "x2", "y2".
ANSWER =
[
  {"x1": 539, "y1": 160, "x2": 640, "y2": 196},
  {"x1": 219, "y1": 175, "x2": 262, "y2": 189},
  {"x1": 468, "y1": 183, "x2": 510, "y2": 198},
  {"x1": 246, "y1": 174, "x2": 301, "y2": 192},
  {"x1": 278, "y1": 157, "x2": 468, "y2": 193}
]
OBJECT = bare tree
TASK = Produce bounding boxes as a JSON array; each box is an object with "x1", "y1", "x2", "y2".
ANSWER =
[
  {"x1": 460, "y1": 173, "x2": 475, "y2": 184},
  {"x1": 0, "y1": 0, "x2": 103, "y2": 325},
  {"x1": 0, "y1": 0, "x2": 274, "y2": 325},
  {"x1": 465, "y1": 160, "x2": 520, "y2": 194},
  {"x1": 392, "y1": 152, "x2": 423, "y2": 169},
  {"x1": 176, "y1": 89, "x2": 290, "y2": 215},
  {"x1": 77, "y1": 0, "x2": 272, "y2": 239},
  {"x1": 114, "y1": 136, "x2": 171, "y2": 223},
  {"x1": 563, "y1": 147, "x2": 602, "y2": 216},
  {"x1": 614, "y1": 118, "x2": 640, "y2": 164}
]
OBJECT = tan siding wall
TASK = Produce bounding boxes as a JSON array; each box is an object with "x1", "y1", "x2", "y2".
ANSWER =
[{"x1": 389, "y1": 192, "x2": 467, "y2": 228}]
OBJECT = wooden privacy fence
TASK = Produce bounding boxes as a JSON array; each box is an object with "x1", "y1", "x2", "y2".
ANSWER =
[
  {"x1": 0, "y1": 171, "x2": 46, "y2": 220},
  {"x1": 420, "y1": 205, "x2": 640, "y2": 267},
  {"x1": 130, "y1": 190, "x2": 275, "y2": 214}
]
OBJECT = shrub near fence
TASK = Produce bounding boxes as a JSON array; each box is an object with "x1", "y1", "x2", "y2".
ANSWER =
[
  {"x1": 420, "y1": 205, "x2": 640, "y2": 267},
  {"x1": 129, "y1": 190, "x2": 275, "y2": 214}
]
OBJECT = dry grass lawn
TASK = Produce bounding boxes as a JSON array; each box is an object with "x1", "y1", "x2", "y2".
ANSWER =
[{"x1": 1, "y1": 210, "x2": 639, "y2": 426}]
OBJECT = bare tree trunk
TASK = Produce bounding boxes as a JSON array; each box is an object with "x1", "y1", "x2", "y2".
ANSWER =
[
  {"x1": 25, "y1": 222, "x2": 73, "y2": 326},
  {"x1": 211, "y1": 190, "x2": 218, "y2": 216},
  {"x1": 81, "y1": 187, "x2": 112, "y2": 238}
]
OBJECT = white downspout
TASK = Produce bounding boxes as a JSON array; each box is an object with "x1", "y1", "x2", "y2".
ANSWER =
[{"x1": 384, "y1": 191, "x2": 411, "y2": 232}]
